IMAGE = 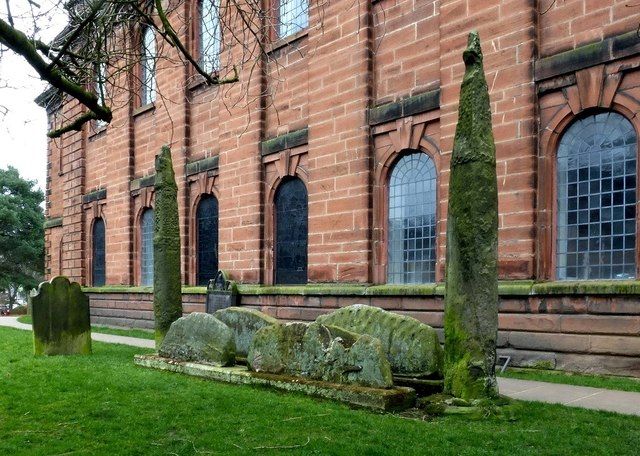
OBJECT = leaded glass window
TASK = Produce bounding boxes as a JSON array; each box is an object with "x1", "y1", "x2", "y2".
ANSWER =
[
  {"x1": 387, "y1": 152, "x2": 437, "y2": 284},
  {"x1": 141, "y1": 208, "x2": 154, "y2": 286},
  {"x1": 557, "y1": 112, "x2": 637, "y2": 280},
  {"x1": 141, "y1": 26, "x2": 156, "y2": 105},
  {"x1": 95, "y1": 62, "x2": 107, "y2": 128},
  {"x1": 200, "y1": 0, "x2": 221, "y2": 73},
  {"x1": 275, "y1": 177, "x2": 307, "y2": 284},
  {"x1": 92, "y1": 218, "x2": 106, "y2": 286},
  {"x1": 278, "y1": 0, "x2": 308, "y2": 38},
  {"x1": 197, "y1": 195, "x2": 219, "y2": 286}
]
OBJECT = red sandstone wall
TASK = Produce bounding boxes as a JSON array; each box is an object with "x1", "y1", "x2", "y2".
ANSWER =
[
  {"x1": 539, "y1": 0, "x2": 638, "y2": 57},
  {"x1": 44, "y1": 2, "x2": 640, "y2": 286}
]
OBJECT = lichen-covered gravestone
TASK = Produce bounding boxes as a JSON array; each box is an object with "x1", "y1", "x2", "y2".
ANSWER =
[
  {"x1": 248, "y1": 322, "x2": 394, "y2": 388},
  {"x1": 316, "y1": 304, "x2": 443, "y2": 378},
  {"x1": 214, "y1": 307, "x2": 278, "y2": 358},
  {"x1": 158, "y1": 312, "x2": 235, "y2": 366},
  {"x1": 31, "y1": 276, "x2": 92, "y2": 356},
  {"x1": 444, "y1": 31, "x2": 499, "y2": 400},
  {"x1": 154, "y1": 145, "x2": 183, "y2": 348}
]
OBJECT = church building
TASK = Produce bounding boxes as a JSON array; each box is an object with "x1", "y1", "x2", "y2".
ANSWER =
[{"x1": 40, "y1": 0, "x2": 640, "y2": 376}]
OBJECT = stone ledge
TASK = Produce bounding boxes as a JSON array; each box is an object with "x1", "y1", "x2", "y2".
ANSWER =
[
  {"x1": 368, "y1": 89, "x2": 440, "y2": 126},
  {"x1": 82, "y1": 188, "x2": 107, "y2": 204},
  {"x1": 130, "y1": 174, "x2": 155, "y2": 191},
  {"x1": 44, "y1": 217, "x2": 63, "y2": 229},
  {"x1": 185, "y1": 156, "x2": 219, "y2": 176},
  {"x1": 134, "y1": 354, "x2": 416, "y2": 411},
  {"x1": 260, "y1": 128, "x2": 309, "y2": 156},
  {"x1": 83, "y1": 280, "x2": 640, "y2": 297},
  {"x1": 535, "y1": 30, "x2": 640, "y2": 81}
]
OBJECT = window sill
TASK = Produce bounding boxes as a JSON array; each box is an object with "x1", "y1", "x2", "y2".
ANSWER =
[
  {"x1": 187, "y1": 72, "x2": 221, "y2": 92},
  {"x1": 133, "y1": 103, "x2": 155, "y2": 118},
  {"x1": 89, "y1": 124, "x2": 107, "y2": 140},
  {"x1": 267, "y1": 29, "x2": 309, "y2": 55}
]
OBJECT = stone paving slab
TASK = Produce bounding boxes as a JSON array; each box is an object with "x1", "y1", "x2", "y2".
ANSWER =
[
  {"x1": 0, "y1": 316, "x2": 154, "y2": 349},
  {"x1": 497, "y1": 377, "x2": 640, "y2": 416},
  {"x1": 135, "y1": 354, "x2": 416, "y2": 411}
]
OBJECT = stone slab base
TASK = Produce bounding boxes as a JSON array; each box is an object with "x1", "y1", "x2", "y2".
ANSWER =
[{"x1": 134, "y1": 355, "x2": 416, "y2": 411}]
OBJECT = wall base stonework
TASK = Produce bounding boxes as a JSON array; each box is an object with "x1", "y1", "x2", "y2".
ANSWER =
[{"x1": 87, "y1": 288, "x2": 640, "y2": 377}]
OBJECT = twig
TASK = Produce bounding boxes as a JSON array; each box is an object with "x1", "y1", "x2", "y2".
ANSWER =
[
  {"x1": 253, "y1": 437, "x2": 311, "y2": 450},
  {"x1": 283, "y1": 413, "x2": 330, "y2": 421}
]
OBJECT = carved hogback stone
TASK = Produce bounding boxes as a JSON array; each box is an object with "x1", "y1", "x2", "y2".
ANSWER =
[
  {"x1": 214, "y1": 307, "x2": 278, "y2": 358},
  {"x1": 158, "y1": 312, "x2": 235, "y2": 366},
  {"x1": 316, "y1": 304, "x2": 443, "y2": 378},
  {"x1": 31, "y1": 276, "x2": 92, "y2": 356},
  {"x1": 247, "y1": 322, "x2": 394, "y2": 388}
]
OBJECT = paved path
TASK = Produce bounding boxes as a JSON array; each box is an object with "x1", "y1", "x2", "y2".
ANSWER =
[
  {"x1": 2, "y1": 316, "x2": 639, "y2": 415},
  {"x1": 0, "y1": 316, "x2": 154, "y2": 348}
]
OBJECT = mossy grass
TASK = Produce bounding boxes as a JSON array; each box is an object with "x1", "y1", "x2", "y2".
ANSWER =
[
  {"x1": 16, "y1": 315, "x2": 155, "y2": 340},
  {"x1": 499, "y1": 367, "x2": 640, "y2": 393},
  {"x1": 2, "y1": 326, "x2": 640, "y2": 455}
]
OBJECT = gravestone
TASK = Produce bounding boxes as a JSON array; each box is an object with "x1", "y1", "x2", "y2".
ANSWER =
[
  {"x1": 444, "y1": 31, "x2": 499, "y2": 400},
  {"x1": 205, "y1": 270, "x2": 238, "y2": 313},
  {"x1": 31, "y1": 276, "x2": 92, "y2": 356}
]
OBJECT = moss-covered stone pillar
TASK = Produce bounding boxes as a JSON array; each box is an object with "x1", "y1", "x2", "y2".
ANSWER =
[
  {"x1": 444, "y1": 31, "x2": 499, "y2": 400},
  {"x1": 153, "y1": 146, "x2": 183, "y2": 348},
  {"x1": 31, "y1": 276, "x2": 92, "y2": 355}
]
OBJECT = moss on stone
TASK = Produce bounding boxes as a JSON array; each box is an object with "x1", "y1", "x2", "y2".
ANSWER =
[
  {"x1": 158, "y1": 312, "x2": 235, "y2": 366},
  {"x1": 444, "y1": 32, "x2": 499, "y2": 400},
  {"x1": 317, "y1": 304, "x2": 443, "y2": 378},
  {"x1": 31, "y1": 276, "x2": 92, "y2": 356},
  {"x1": 214, "y1": 307, "x2": 278, "y2": 357},
  {"x1": 153, "y1": 146, "x2": 183, "y2": 348},
  {"x1": 248, "y1": 321, "x2": 394, "y2": 388},
  {"x1": 531, "y1": 280, "x2": 640, "y2": 295}
]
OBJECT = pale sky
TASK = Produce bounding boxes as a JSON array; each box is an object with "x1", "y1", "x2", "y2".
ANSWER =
[{"x1": 0, "y1": 2, "x2": 66, "y2": 192}]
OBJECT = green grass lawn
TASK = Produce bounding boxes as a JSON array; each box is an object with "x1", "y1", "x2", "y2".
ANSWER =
[
  {"x1": 499, "y1": 367, "x2": 640, "y2": 393},
  {"x1": 1, "y1": 327, "x2": 640, "y2": 455},
  {"x1": 16, "y1": 315, "x2": 155, "y2": 340}
]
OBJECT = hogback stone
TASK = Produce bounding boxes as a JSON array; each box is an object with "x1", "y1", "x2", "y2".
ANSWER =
[
  {"x1": 214, "y1": 307, "x2": 278, "y2": 358},
  {"x1": 444, "y1": 31, "x2": 499, "y2": 400},
  {"x1": 316, "y1": 304, "x2": 443, "y2": 377},
  {"x1": 248, "y1": 322, "x2": 393, "y2": 388},
  {"x1": 153, "y1": 146, "x2": 182, "y2": 348},
  {"x1": 158, "y1": 312, "x2": 235, "y2": 366},
  {"x1": 31, "y1": 276, "x2": 91, "y2": 356}
]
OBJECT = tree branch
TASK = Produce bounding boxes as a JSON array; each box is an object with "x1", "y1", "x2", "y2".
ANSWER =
[
  {"x1": 47, "y1": 110, "x2": 98, "y2": 138},
  {"x1": 0, "y1": 17, "x2": 112, "y2": 126},
  {"x1": 154, "y1": 0, "x2": 238, "y2": 86}
]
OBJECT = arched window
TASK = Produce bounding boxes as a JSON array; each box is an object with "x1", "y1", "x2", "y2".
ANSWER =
[
  {"x1": 387, "y1": 152, "x2": 437, "y2": 284},
  {"x1": 557, "y1": 111, "x2": 637, "y2": 280},
  {"x1": 274, "y1": 177, "x2": 307, "y2": 284},
  {"x1": 197, "y1": 195, "x2": 219, "y2": 285},
  {"x1": 140, "y1": 208, "x2": 154, "y2": 286},
  {"x1": 92, "y1": 218, "x2": 106, "y2": 286},
  {"x1": 199, "y1": 0, "x2": 221, "y2": 73},
  {"x1": 141, "y1": 26, "x2": 156, "y2": 105}
]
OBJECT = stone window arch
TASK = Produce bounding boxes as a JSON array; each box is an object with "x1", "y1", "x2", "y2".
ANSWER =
[
  {"x1": 196, "y1": 194, "x2": 219, "y2": 286},
  {"x1": 386, "y1": 151, "x2": 437, "y2": 284},
  {"x1": 556, "y1": 111, "x2": 637, "y2": 280},
  {"x1": 274, "y1": 177, "x2": 308, "y2": 284}
]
